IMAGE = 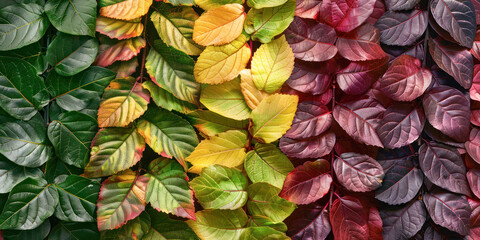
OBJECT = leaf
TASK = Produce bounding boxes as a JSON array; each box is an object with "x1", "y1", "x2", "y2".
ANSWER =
[
  {"x1": 0, "y1": 1, "x2": 50, "y2": 51},
  {"x1": 151, "y1": 2, "x2": 203, "y2": 55},
  {"x1": 3, "y1": 219, "x2": 51, "y2": 240},
  {"x1": 143, "y1": 81, "x2": 197, "y2": 113},
  {"x1": 84, "y1": 127, "x2": 146, "y2": 178},
  {"x1": 194, "y1": 34, "x2": 251, "y2": 84},
  {"x1": 385, "y1": 0, "x2": 419, "y2": 10},
  {"x1": 195, "y1": 0, "x2": 244, "y2": 10},
  {"x1": 45, "y1": 0, "x2": 96, "y2": 37},
  {"x1": 250, "y1": 94, "x2": 298, "y2": 143},
  {"x1": 375, "y1": 10, "x2": 428, "y2": 46},
  {"x1": 284, "y1": 204, "x2": 330, "y2": 240},
  {"x1": 100, "y1": 211, "x2": 151, "y2": 239},
  {"x1": 240, "y1": 69, "x2": 270, "y2": 109},
  {"x1": 378, "y1": 55, "x2": 432, "y2": 101},
  {"x1": 295, "y1": 0, "x2": 322, "y2": 19},
  {"x1": 100, "y1": 0, "x2": 153, "y2": 20},
  {"x1": 145, "y1": 158, "x2": 195, "y2": 220},
  {"x1": 168, "y1": 0, "x2": 196, "y2": 5},
  {"x1": 43, "y1": 157, "x2": 83, "y2": 184},
  {"x1": 279, "y1": 160, "x2": 332, "y2": 205},
  {"x1": 279, "y1": 132, "x2": 336, "y2": 159},
  {"x1": 251, "y1": 35, "x2": 295, "y2": 93},
  {"x1": 285, "y1": 17, "x2": 337, "y2": 62},
  {"x1": 53, "y1": 175, "x2": 100, "y2": 222},
  {"x1": 239, "y1": 227, "x2": 290, "y2": 240},
  {"x1": 247, "y1": 182, "x2": 296, "y2": 222},
  {"x1": 245, "y1": 143, "x2": 294, "y2": 189},
  {"x1": 96, "y1": 169, "x2": 148, "y2": 231},
  {"x1": 95, "y1": 37, "x2": 146, "y2": 68},
  {"x1": 471, "y1": 65, "x2": 480, "y2": 101},
  {"x1": 193, "y1": 4, "x2": 245, "y2": 46},
  {"x1": 190, "y1": 165, "x2": 248, "y2": 210},
  {"x1": 419, "y1": 141, "x2": 469, "y2": 195},
  {"x1": 186, "y1": 110, "x2": 248, "y2": 137},
  {"x1": 0, "y1": 57, "x2": 49, "y2": 120},
  {"x1": 186, "y1": 130, "x2": 247, "y2": 174},
  {"x1": 187, "y1": 209, "x2": 248, "y2": 239},
  {"x1": 146, "y1": 38, "x2": 200, "y2": 104},
  {"x1": 143, "y1": 208, "x2": 199, "y2": 239},
  {"x1": 49, "y1": 222, "x2": 99, "y2": 240},
  {"x1": 333, "y1": 97, "x2": 385, "y2": 147},
  {"x1": 469, "y1": 198, "x2": 480, "y2": 239},
  {"x1": 380, "y1": 200, "x2": 427, "y2": 240},
  {"x1": 329, "y1": 196, "x2": 369, "y2": 240},
  {"x1": 337, "y1": 58, "x2": 388, "y2": 96},
  {"x1": 246, "y1": 215, "x2": 287, "y2": 232},
  {"x1": 286, "y1": 60, "x2": 333, "y2": 95},
  {"x1": 244, "y1": 0, "x2": 296, "y2": 43},
  {"x1": 468, "y1": 169, "x2": 480, "y2": 199},
  {"x1": 99, "y1": 0, "x2": 129, "y2": 8},
  {"x1": 0, "y1": 42, "x2": 47, "y2": 74},
  {"x1": 200, "y1": 78, "x2": 251, "y2": 120},
  {"x1": 376, "y1": 104, "x2": 425, "y2": 149},
  {"x1": 96, "y1": 16, "x2": 144, "y2": 40},
  {"x1": 429, "y1": 37, "x2": 473, "y2": 89},
  {"x1": 367, "y1": 206, "x2": 383, "y2": 240},
  {"x1": 336, "y1": 24, "x2": 387, "y2": 61},
  {"x1": 466, "y1": 128, "x2": 480, "y2": 164},
  {"x1": 97, "y1": 77, "x2": 150, "y2": 128},
  {"x1": 109, "y1": 58, "x2": 139, "y2": 78},
  {"x1": 423, "y1": 222, "x2": 465, "y2": 239},
  {"x1": 0, "y1": 178, "x2": 58, "y2": 230},
  {"x1": 430, "y1": 0, "x2": 476, "y2": 48},
  {"x1": 366, "y1": 0, "x2": 386, "y2": 25},
  {"x1": 0, "y1": 157, "x2": 43, "y2": 194},
  {"x1": 318, "y1": 0, "x2": 376, "y2": 32},
  {"x1": 284, "y1": 102, "x2": 332, "y2": 139},
  {"x1": 333, "y1": 152, "x2": 384, "y2": 192},
  {"x1": 0, "y1": 114, "x2": 53, "y2": 167},
  {"x1": 423, "y1": 192, "x2": 471, "y2": 235},
  {"x1": 422, "y1": 86, "x2": 470, "y2": 142},
  {"x1": 376, "y1": 145, "x2": 417, "y2": 170}
]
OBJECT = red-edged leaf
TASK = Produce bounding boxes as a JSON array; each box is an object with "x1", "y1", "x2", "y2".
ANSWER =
[
  {"x1": 336, "y1": 24, "x2": 387, "y2": 61},
  {"x1": 423, "y1": 192, "x2": 471, "y2": 235},
  {"x1": 367, "y1": 206, "x2": 383, "y2": 240},
  {"x1": 333, "y1": 97, "x2": 385, "y2": 147},
  {"x1": 285, "y1": 204, "x2": 331, "y2": 240},
  {"x1": 429, "y1": 37, "x2": 474, "y2": 89},
  {"x1": 337, "y1": 57, "x2": 388, "y2": 95},
  {"x1": 318, "y1": 0, "x2": 376, "y2": 32},
  {"x1": 286, "y1": 60, "x2": 332, "y2": 95},
  {"x1": 295, "y1": 0, "x2": 322, "y2": 19},
  {"x1": 385, "y1": 0, "x2": 420, "y2": 10},
  {"x1": 280, "y1": 132, "x2": 336, "y2": 159},
  {"x1": 279, "y1": 160, "x2": 332, "y2": 205},
  {"x1": 471, "y1": 29, "x2": 480, "y2": 60},
  {"x1": 376, "y1": 104, "x2": 426, "y2": 149},
  {"x1": 376, "y1": 10, "x2": 428, "y2": 46},
  {"x1": 380, "y1": 199, "x2": 427, "y2": 240},
  {"x1": 333, "y1": 153, "x2": 384, "y2": 192},
  {"x1": 468, "y1": 169, "x2": 480, "y2": 199},
  {"x1": 466, "y1": 128, "x2": 480, "y2": 164},
  {"x1": 469, "y1": 198, "x2": 480, "y2": 239},
  {"x1": 95, "y1": 37, "x2": 146, "y2": 68},
  {"x1": 329, "y1": 196, "x2": 369, "y2": 240},
  {"x1": 365, "y1": 0, "x2": 386, "y2": 25},
  {"x1": 419, "y1": 141, "x2": 470, "y2": 195},
  {"x1": 284, "y1": 102, "x2": 332, "y2": 139},
  {"x1": 470, "y1": 65, "x2": 480, "y2": 101},
  {"x1": 422, "y1": 86, "x2": 471, "y2": 142}
]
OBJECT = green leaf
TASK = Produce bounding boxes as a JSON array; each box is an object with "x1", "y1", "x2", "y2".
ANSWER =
[
  {"x1": 84, "y1": 127, "x2": 146, "y2": 178},
  {"x1": 247, "y1": 0, "x2": 287, "y2": 8},
  {"x1": 168, "y1": 0, "x2": 195, "y2": 5},
  {"x1": 53, "y1": 175, "x2": 100, "y2": 222},
  {"x1": 246, "y1": 215, "x2": 287, "y2": 232},
  {"x1": 144, "y1": 208, "x2": 199, "y2": 240},
  {"x1": 0, "y1": 114, "x2": 53, "y2": 167},
  {"x1": 46, "y1": 66, "x2": 115, "y2": 112},
  {"x1": 239, "y1": 227, "x2": 289, "y2": 240},
  {"x1": 151, "y1": 2, "x2": 203, "y2": 55},
  {"x1": 45, "y1": 0, "x2": 97, "y2": 36},
  {"x1": 3, "y1": 219, "x2": 51, "y2": 240},
  {"x1": 190, "y1": 165, "x2": 248, "y2": 210},
  {"x1": 44, "y1": 157, "x2": 84, "y2": 184},
  {"x1": 48, "y1": 112, "x2": 97, "y2": 168},
  {"x1": 99, "y1": 0, "x2": 127, "y2": 8},
  {"x1": 0, "y1": 155, "x2": 43, "y2": 193},
  {"x1": 246, "y1": 182, "x2": 296, "y2": 222},
  {"x1": 195, "y1": 0, "x2": 245, "y2": 10},
  {"x1": 0, "y1": 178, "x2": 58, "y2": 230},
  {"x1": 200, "y1": 78, "x2": 251, "y2": 120},
  {"x1": 96, "y1": 16, "x2": 143, "y2": 40},
  {"x1": 96, "y1": 169, "x2": 149, "y2": 231},
  {"x1": 0, "y1": 57, "x2": 49, "y2": 120},
  {"x1": 146, "y1": 39, "x2": 200, "y2": 104},
  {"x1": 245, "y1": 143, "x2": 293, "y2": 189},
  {"x1": 186, "y1": 110, "x2": 248, "y2": 137},
  {"x1": 244, "y1": 0, "x2": 295, "y2": 43},
  {"x1": 187, "y1": 209, "x2": 248, "y2": 239},
  {"x1": 46, "y1": 33, "x2": 99, "y2": 76},
  {"x1": 143, "y1": 80, "x2": 198, "y2": 113},
  {"x1": 100, "y1": 211, "x2": 151, "y2": 240},
  {"x1": 136, "y1": 107, "x2": 198, "y2": 169},
  {"x1": 0, "y1": 42, "x2": 47, "y2": 74},
  {"x1": 145, "y1": 158, "x2": 195, "y2": 220},
  {"x1": 0, "y1": 1, "x2": 50, "y2": 51},
  {"x1": 49, "y1": 222, "x2": 99, "y2": 240}
]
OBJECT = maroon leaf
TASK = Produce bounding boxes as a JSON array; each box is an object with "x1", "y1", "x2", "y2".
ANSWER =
[
  {"x1": 318, "y1": 0, "x2": 376, "y2": 33},
  {"x1": 376, "y1": 145, "x2": 417, "y2": 171},
  {"x1": 429, "y1": 66, "x2": 458, "y2": 89},
  {"x1": 336, "y1": 24, "x2": 387, "y2": 61},
  {"x1": 470, "y1": 65, "x2": 480, "y2": 101},
  {"x1": 279, "y1": 132, "x2": 336, "y2": 159},
  {"x1": 380, "y1": 200, "x2": 427, "y2": 240},
  {"x1": 333, "y1": 97, "x2": 385, "y2": 147},
  {"x1": 285, "y1": 204, "x2": 331, "y2": 240},
  {"x1": 429, "y1": 37, "x2": 474, "y2": 89},
  {"x1": 286, "y1": 60, "x2": 332, "y2": 95},
  {"x1": 466, "y1": 128, "x2": 480, "y2": 164},
  {"x1": 336, "y1": 57, "x2": 388, "y2": 95},
  {"x1": 419, "y1": 141, "x2": 470, "y2": 196},
  {"x1": 423, "y1": 222, "x2": 465, "y2": 240},
  {"x1": 365, "y1": 0, "x2": 386, "y2": 25},
  {"x1": 423, "y1": 192, "x2": 471, "y2": 236},
  {"x1": 430, "y1": 0, "x2": 476, "y2": 48},
  {"x1": 471, "y1": 29, "x2": 480, "y2": 60},
  {"x1": 329, "y1": 196, "x2": 369, "y2": 240},
  {"x1": 385, "y1": 0, "x2": 420, "y2": 10},
  {"x1": 334, "y1": 131, "x2": 378, "y2": 157},
  {"x1": 376, "y1": 10, "x2": 428, "y2": 46},
  {"x1": 279, "y1": 160, "x2": 332, "y2": 205},
  {"x1": 285, "y1": 17, "x2": 337, "y2": 62},
  {"x1": 423, "y1": 122, "x2": 465, "y2": 149},
  {"x1": 367, "y1": 206, "x2": 383, "y2": 240},
  {"x1": 296, "y1": 0, "x2": 322, "y2": 19},
  {"x1": 469, "y1": 198, "x2": 480, "y2": 240},
  {"x1": 367, "y1": 83, "x2": 394, "y2": 108},
  {"x1": 333, "y1": 152, "x2": 384, "y2": 192},
  {"x1": 473, "y1": 101, "x2": 480, "y2": 126},
  {"x1": 467, "y1": 169, "x2": 480, "y2": 199},
  {"x1": 422, "y1": 86, "x2": 470, "y2": 142},
  {"x1": 284, "y1": 102, "x2": 333, "y2": 139},
  {"x1": 376, "y1": 104, "x2": 426, "y2": 149},
  {"x1": 384, "y1": 40, "x2": 425, "y2": 64}
]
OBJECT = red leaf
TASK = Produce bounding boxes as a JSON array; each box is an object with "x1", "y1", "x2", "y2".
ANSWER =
[
  {"x1": 280, "y1": 132, "x2": 336, "y2": 159},
  {"x1": 285, "y1": 204, "x2": 331, "y2": 240},
  {"x1": 284, "y1": 102, "x2": 333, "y2": 139},
  {"x1": 468, "y1": 169, "x2": 480, "y2": 199},
  {"x1": 380, "y1": 199, "x2": 427, "y2": 240},
  {"x1": 365, "y1": 0, "x2": 386, "y2": 25},
  {"x1": 281, "y1": 85, "x2": 333, "y2": 105},
  {"x1": 376, "y1": 10, "x2": 428, "y2": 46},
  {"x1": 470, "y1": 65, "x2": 480, "y2": 101},
  {"x1": 376, "y1": 145, "x2": 417, "y2": 171},
  {"x1": 329, "y1": 196, "x2": 369, "y2": 240},
  {"x1": 286, "y1": 60, "x2": 333, "y2": 95},
  {"x1": 337, "y1": 57, "x2": 388, "y2": 95},
  {"x1": 295, "y1": 0, "x2": 322, "y2": 19},
  {"x1": 385, "y1": 0, "x2": 420, "y2": 10},
  {"x1": 333, "y1": 152, "x2": 384, "y2": 192},
  {"x1": 471, "y1": 29, "x2": 480, "y2": 60},
  {"x1": 473, "y1": 101, "x2": 480, "y2": 126},
  {"x1": 367, "y1": 206, "x2": 383, "y2": 240},
  {"x1": 423, "y1": 192, "x2": 471, "y2": 236},
  {"x1": 336, "y1": 24, "x2": 387, "y2": 61},
  {"x1": 466, "y1": 128, "x2": 480, "y2": 165},
  {"x1": 318, "y1": 0, "x2": 376, "y2": 32},
  {"x1": 95, "y1": 37, "x2": 146, "y2": 68},
  {"x1": 469, "y1": 198, "x2": 480, "y2": 239}
]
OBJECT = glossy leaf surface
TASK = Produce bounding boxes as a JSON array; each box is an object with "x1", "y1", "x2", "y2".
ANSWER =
[{"x1": 334, "y1": 153, "x2": 384, "y2": 192}]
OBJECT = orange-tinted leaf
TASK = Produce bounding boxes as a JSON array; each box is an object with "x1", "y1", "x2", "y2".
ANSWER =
[
  {"x1": 100, "y1": 0, "x2": 153, "y2": 20},
  {"x1": 95, "y1": 37, "x2": 146, "y2": 68}
]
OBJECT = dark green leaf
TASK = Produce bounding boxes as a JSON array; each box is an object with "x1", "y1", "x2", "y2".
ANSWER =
[
  {"x1": 44, "y1": 157, "x2": 84, "y2": 184},
  {"x1": 143, "y1": 80, "x2": 198, "y2": 114},
  {"x1": 49, "y1": 222, "x2": 99, "y2": 240},
  {"x1": 45, "y1": 0, "x2": 97, "y2": 37},
  {"x1": 100, "y1": 212, "x2": 151, "y2": 240},
  {"x1": 3, "y1": 219, "x2": 50, "y2": 240},
  {"x1": 144, "y1": 208, "x2": 199, "y2": 240},
  {"x1": 98, "y1": 0, "x2": 127, "y2": 8},
  {"x1": 0, "y1": 155, "x2": 43, "y2": 193},
  {"x1": 0, "y1": 42, "x2": 47, "y2": 74}
]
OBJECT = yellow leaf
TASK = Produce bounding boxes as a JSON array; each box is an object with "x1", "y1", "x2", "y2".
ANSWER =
[
  {"x1": 195, "y1": 0, "x2": 245, "y2": 10},
  {"x1": 186, "y1": 130, "x2": 247, "y2": 174},
  {"x1": 100, "y1": 0, "x2": 153, "y2": 21},
  {"x1": 239, "y1": 69, "x2": 269, "y2": 109},
  {"x1": 250, "y1": 94, "x2": 298, "y2": 143},
  {"x1": 194, "y1": 34, "x2": 251, "y2": 84},
  {"x1": 251, "y1": 35, "x2": 295, "y2": 93},
  {"x1": 193, "y1": 4, "x2": 245, "y2": 46}
]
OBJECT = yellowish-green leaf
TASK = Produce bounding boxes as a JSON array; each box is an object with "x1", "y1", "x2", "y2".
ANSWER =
[
  {"x1": 246, "y1": 182, "x2": 296, "y2": 222},
  {"x1": 96, "y1": 16, "x2": 144, "y2": 40},
  {"x1": 240, "y1": 69, "x2": 270, "y2": 109},
  {"x1": 247, "y1": 0, "x2": 287, "y2": 8},
  {"x1": 187, "y1": 209, "x2": 248, "y2": 239},
  {"x1": 186, "y1": 110, "x2": 248, "y2": 137},
  {"x1": 100, "y1": 0, "x2": 153, "y2": 20},
  {"x1": 143, "y1": 81, "x2": 198, "y2": 113},
  {"x1": 195, "y1": 0, "x2": 245, "y2": 10}
]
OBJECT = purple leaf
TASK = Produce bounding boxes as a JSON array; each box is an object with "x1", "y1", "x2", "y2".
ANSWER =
[
  {"x1": 470, "y1": 65, "x2": 480, "y2": 101},
  {"x1": 384, "y1": 41, "x2": 425, "y2": 64},
  {"x1": 336, "y1": 24, "x2": 387, "y2": 61},
  {"x1": 380, "y1": 200, "x2": 427, "y2": 240},
  {"x1": 318, "y1": 0, "x2": 376, "y2": 32},
  {"x1": 466, "y1": 128, "x2": 480, "y2": 164},
  {"x1": 333, "y1": 152, "x2": 385, "y2": 192},
  {"x1": 473, "y1": 102, "x2": 480, "y2": 127},
  {"x1": 286, "y1": 60, "x2": 332, "y2": 95},
  {"x1": 423, "y1": 192, "x2": 471, "y2": 236},
  {"x1": 279, "y1": 132, "x2": 336, "y2": 159},
  {"x1": 423, "y1": 222, "x2": 465, "y2": 240},
  {"x1": 469, "y1": 198, "x2": 480, "y2": 240},
  {"x1": 385, "y1": 0, "x2": 420, "y2": 11},
  {"x1": 329, "y1": 196, "x2": 369, "y2": 240},
  {"x1": 376, "y1": 145, "x2": 417, "y2": 170},
  {"x1": 376, "y1": 10, "x2": 428, "y2": 46},
  {"x1": 284, "y1": 102, "x2": 333, "y2": 139},
  {"x1": 295, "y1": 0, "x2": 322, "y2": 19},
  {"x1": 336, "y1": 57, "x2": 388, "y2": 95},
  {"x1": 467, "y1": 169, "x2": 480, "y2": 199},
  {"x1": 366, "y1": 0, "x2": 386, "y2": 25},
  {"x1": 285, "y1": 204, "x2": 331, "y2": 240}
]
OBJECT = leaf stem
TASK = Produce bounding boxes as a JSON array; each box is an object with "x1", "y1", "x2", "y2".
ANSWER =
[{"x1": 138, "y1": 14, "x2": 149, "y2": 83}]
